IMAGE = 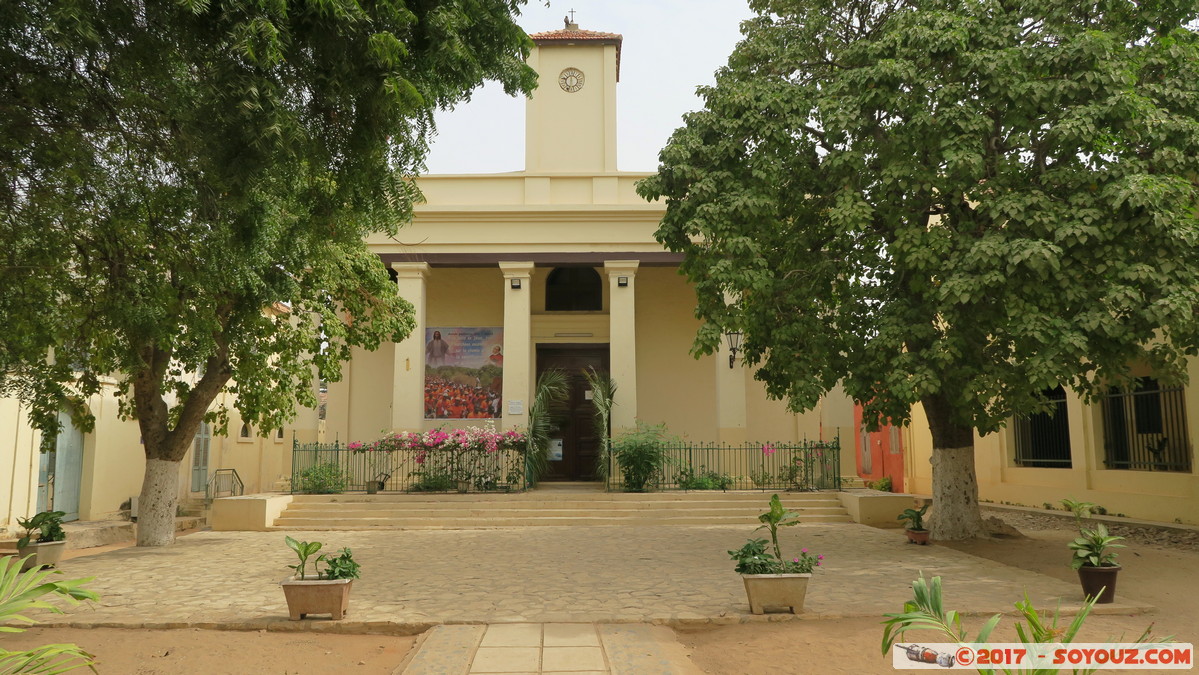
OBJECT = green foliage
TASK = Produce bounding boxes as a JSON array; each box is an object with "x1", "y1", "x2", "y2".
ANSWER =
[
  {"x1": 1061, "y1": 497, "x2": 1096, "y2": 527},
  {"x1": 881, "y1": 574, "x2": 1162, "y2": 674},
  {"x1": 284, "y1": 536, "x2": 323, "y2": 580},
  {"x1": 294, "y1": 462, "x2": 348, "y2": 495},
  {"x1": 756, "y1": 494, "x2": 802, "y2": 560},
  {"x1": 525, "y1": 369, "x2": 569, "y2": 487},
  {"x1": 320, "y1": 548, "x2": 361, "y2": 581},
  {"x1": 1068, "y1": 524, "x2": 1125, "y2": 570},
  {"x1": 0, "y1": 0, "x2": 537, "y2": 541},
  {"x1": 675, "y1": 465, "x2": 734, "y2": 490},
  {"x1": 728, "y1": 538, "x2": 821, "y2": 575},
  {"x1": 582, "y1": 368, "x2": 617, "y2": 480},
  {"x1": 406, "y1": 469, "x2": 455, "y2": 493},
  {"x1": 0, "y1": 556, "x2": 98, "y2": 673},
  {"x1": 898, "y1": 504, "x2": 929, "y2": 531},
  {"x1": 873, "y1": 476, "x2": 892, "y2": 493},
  {"x1": 749, "y1": 468, "x2": 775, "y2": 487},
  {"x1": 638, "y1": 0, "x2": 1199, "y2": 537},
  {"x1": 611, "y1": 422, "x2": 669, "y2": 492},
  {"x1": 16, "y1": 511, "x2": 66, "y2": 549},
  {"x1": 284, "y1": 537, "x2": 360, "y2": 580},
  {"x1": 730, "y1": 495, "x2": 823, "y2": 574}
]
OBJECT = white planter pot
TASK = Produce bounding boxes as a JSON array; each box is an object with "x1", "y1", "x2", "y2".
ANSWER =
[
  {"x1": 17, "y1": 540, "x2": 67, "y2": 571},
  {"x1": 280, "y1": 577, "x2": 353, "y2": 620},
  {"x1": 741, "y1": 573, "x2": 811, "y2": 614}
]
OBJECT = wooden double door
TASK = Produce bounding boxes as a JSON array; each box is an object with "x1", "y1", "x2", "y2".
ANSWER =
[{"x1": 536, "y1": 345, "x2": 609, "y2": 481}]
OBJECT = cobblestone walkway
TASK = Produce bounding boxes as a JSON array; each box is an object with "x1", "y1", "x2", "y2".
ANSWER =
[{"x1": 39, "y1": 524, "x2": 1148, "y2": 632}]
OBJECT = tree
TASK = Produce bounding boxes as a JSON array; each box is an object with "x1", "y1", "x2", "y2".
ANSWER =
[
  {"x1": 638, "y1": 0, "x2": 1199, "y2": 539},
  {"x1": 0, "y1": 0, "x2": 536, "y2": 545}
]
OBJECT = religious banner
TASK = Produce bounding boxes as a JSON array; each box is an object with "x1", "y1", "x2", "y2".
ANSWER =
[{"x1": 424, "y1": 327, "x2": 504, "y2": 419}]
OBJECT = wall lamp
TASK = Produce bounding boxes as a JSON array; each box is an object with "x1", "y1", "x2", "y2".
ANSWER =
[
  {"x1": 725, "y1": 331, "x2": 742, "y2": 369},
  {"x1": 617, "y1": 276, "x2": 629, "y2": 287},
  {"x1": 510, "y1": 278, "x2": 522, "y2": 290}
]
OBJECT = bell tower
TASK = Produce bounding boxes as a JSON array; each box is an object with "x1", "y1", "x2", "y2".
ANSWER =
[{"x1": 526, "y1": 22, "x2": 622, "y2": 173}]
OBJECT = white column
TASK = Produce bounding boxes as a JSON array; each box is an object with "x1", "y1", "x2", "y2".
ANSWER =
[
  {"x1": 605, "y1": 261, "x2": 639, "y2": 431},
  {"x1": 390, "y1": 262, "x2": 429, "y2": 432},
  {"x1": 716, "y1": 340, "x2": 748, "y2": 443},
  {"x1": 500, "y1": 262, "x2": 535, "y2": 431}
]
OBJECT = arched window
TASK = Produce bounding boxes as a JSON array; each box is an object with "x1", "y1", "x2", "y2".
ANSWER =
[{"x1": 545, "y1": 267, "x2": 602, "y2": 311}]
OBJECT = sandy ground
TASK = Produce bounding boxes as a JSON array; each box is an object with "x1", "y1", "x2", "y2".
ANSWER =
[
  {"x1": 678, "y1": 511, "x2": 1199, "y2": 674},
  {"x1": 4, "y1": 511, "x2": 1196, "y2": 674}
]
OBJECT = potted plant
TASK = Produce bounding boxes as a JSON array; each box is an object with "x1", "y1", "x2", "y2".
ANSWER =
[
  {"x1": 1068, "y1": 523, "x2": 1124, "y2": 603},
  {"x1": 280, "y1": 535, "x2": 361, "y2": 620},
  {"x1": 728, "y1": 494, "x2": 824, "y2": 614},
  {"x1": 898, "y1": 504, "x2": 930, "y2": 545},
  {"x1": 16, "y1": 510, "x2": 67, "y2": 571}
]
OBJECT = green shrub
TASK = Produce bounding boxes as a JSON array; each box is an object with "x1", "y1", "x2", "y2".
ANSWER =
[
  {"x1": 407, "y1": 469, "x2": 455, "y2": 492},
  {"x1": 612, "y1": 422, "x2": 669, "y2": 492},
  {"x1": 675, "y1": 465, "x2": 734, "y2": 490},
  {"x1": 874, "y1": 475, "x2": 892, "y2": 492},
  {"x1": 295, "y1": 462, "x2": 349, "y2": 494}
]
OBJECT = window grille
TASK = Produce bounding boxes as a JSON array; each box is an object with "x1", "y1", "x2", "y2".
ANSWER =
[
  {"x1": 1102, "y1": 378, "x2": 1191, "y2": 472},
  {"x1": 1013, "y1": 386, "x2": 1071, "y2": 468}
]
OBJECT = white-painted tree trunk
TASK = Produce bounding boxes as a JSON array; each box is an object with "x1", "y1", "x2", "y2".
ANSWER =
[
  {"x1": 929, "y1": 445, "x2": 987, "y2": 540},
  {"x1": 137, "y1": 457, "x2": 180, "y2": 547}
]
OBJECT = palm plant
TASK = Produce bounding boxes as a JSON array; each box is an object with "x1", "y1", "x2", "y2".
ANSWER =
[
  {"x1": 882, "y1": 574, "x2": 1162, "y2": 675},
  {"x1": 525, "y1": 369, "x2": 569, "y2": 487},
  {"x1": 0, "y1": 555, "x2": 98, "y2": 674},
  {"x1": 581, "y1": 367, "x2": 616, "y2": 480}
]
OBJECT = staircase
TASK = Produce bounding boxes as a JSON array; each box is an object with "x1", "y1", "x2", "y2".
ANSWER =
[{"x1": 272, "y1": 485, "x2": 853, "y2": 530}]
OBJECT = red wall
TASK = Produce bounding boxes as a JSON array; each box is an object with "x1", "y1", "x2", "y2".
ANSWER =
[{"x1": 853, "y1": 404, "x2": 905, "y2": 493}]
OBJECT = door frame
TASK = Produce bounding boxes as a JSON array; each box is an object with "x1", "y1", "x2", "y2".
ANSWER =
[{"x1": 535, "y1": 343, "x2": 610, "y2": 481}]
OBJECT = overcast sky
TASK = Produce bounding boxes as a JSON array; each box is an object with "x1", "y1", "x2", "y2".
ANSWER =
[{"x1": 422, "y1": 1, "x2": 755, "y2": 174}]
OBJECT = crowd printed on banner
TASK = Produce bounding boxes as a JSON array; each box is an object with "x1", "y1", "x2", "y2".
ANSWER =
[{"x1": 891, "y1": 643, "x2": 1194, "y2": 670}]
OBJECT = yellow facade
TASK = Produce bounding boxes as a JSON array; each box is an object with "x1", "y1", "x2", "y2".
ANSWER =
[
  {"x1": 903, "y1": 358, "x2": 1199, "y2": 525},
  {"x1": 326, "y1": 24, "x2": 857, "y2": 480},
  {"x1": 0, "y1": 381, "x2": 315, "y2": 534}
]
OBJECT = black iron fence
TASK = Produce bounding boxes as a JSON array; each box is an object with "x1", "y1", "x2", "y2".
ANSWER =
[
  {"x1": 1102, "y1": 380, "x2": 1192, "y2": 472},
  {"x1": 290, "y1": 440, "x2": 529, "y2": 494},
  {"x1": 604, "y1": 439, "x2": 842, "y2": 492}
]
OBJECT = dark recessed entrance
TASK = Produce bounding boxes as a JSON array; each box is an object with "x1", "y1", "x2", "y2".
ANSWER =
[{"x1": 536, "y1": 344, "x2": 609, "y2": 481}]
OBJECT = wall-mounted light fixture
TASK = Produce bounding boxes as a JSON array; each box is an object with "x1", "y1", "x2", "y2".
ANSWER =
[
  {"x1": 617, "y1": 276, "x2": 629, "y2": 287},
  {"x1": 510, "y1": 278, "x2": 522, "y2": 290},
  {"x1": 725, "y1": 331, "x2": 742, "y2": 369}
]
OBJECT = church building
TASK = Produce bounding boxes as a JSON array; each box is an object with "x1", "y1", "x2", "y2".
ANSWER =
[{"x1": 322, "y1": 21, "x2": 854, "y2": 481}]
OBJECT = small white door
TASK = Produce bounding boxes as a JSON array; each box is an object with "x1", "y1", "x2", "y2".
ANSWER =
[{"x1": 190, "y1": 422, "x2": 211, "y2": 493}]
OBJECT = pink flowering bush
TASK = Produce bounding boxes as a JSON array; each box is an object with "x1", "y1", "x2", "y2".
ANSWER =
[{"x1": 353, "y1": 423, "x2": 528, "y2": 491}]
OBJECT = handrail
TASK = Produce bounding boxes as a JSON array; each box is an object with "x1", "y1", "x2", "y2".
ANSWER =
[{"x1": 206, "y1": 468, "x2": 245, "y2": 501}]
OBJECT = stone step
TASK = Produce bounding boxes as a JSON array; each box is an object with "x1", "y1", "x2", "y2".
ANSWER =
[
  {"x1": 275, "y1": 506, "x2": 848, "y2": 521},
  {"x1": 272, "y1": 514, "x2": 854, "y2": 528},
  {"x1": 281, "y1": 498, "x2": 841, "y2": 511},
  {"x1": 286, "y1": 491, "x2": 838, "y2": 504},
  {"x1": 271, "y1": 488, "x2": 853, "y2": 528}
]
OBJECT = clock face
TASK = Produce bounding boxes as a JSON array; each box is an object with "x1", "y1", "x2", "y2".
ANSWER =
[{"x1": 558, "y1": 68, "x2": 585, "y2": 93}]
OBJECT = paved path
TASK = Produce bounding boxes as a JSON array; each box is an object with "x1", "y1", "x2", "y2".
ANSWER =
[
  {"x1": 401, "y1": 623, "x2": 702, "y2": 675},
  {"x1": 37, "y1": 523, "x2": 1148, "y2": 632}
]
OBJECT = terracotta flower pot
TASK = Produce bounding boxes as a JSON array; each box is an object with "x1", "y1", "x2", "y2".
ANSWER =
[
  {"x1": 17, "y1": 540, "x2": 67, "y2": 571},
  {"x1": 280, "y1": 577, "x2": 353, "y2": 620},
  {"x1": 741, "y1": 573, "x2": 811, "y2": 614},
  {"x1": 1077, "y1": 564, "x2": 1120, "y2": 603},
  {"x1": 905, "y1": 529, "x2": 931, "y2": 545}
]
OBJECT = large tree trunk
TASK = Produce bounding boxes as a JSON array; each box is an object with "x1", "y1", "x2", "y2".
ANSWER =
[
  {"x1": 923, "y1": 394, "x2": 987, "y2": 540},
  {"x1": 137, "y1": 458, "x2": 181, "y2": 547},
  {"x1": 132, "y1": 342, "x2": 232, "y2": 547}
]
